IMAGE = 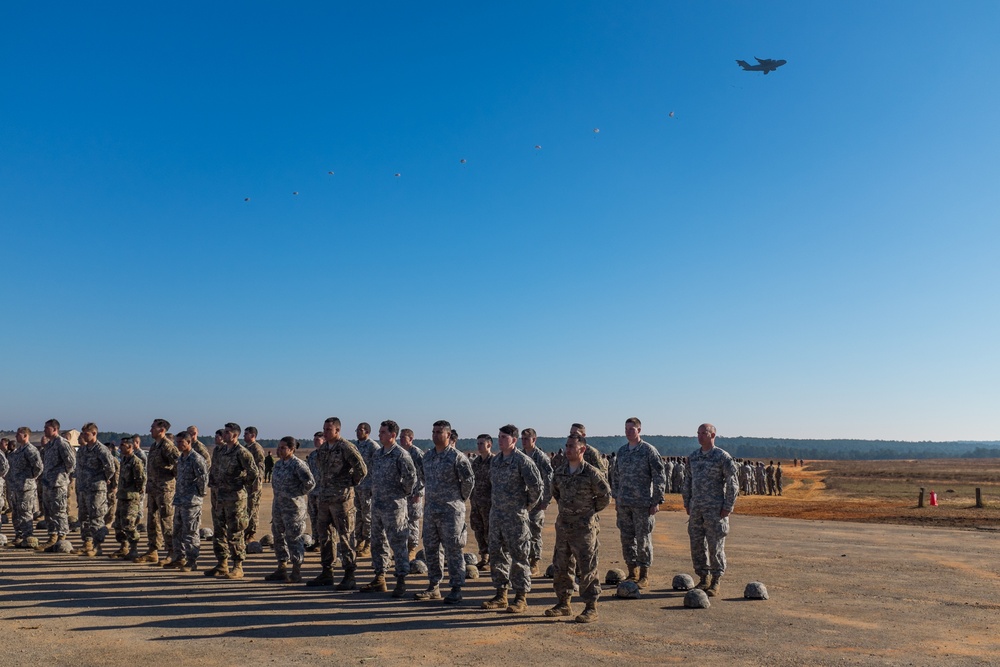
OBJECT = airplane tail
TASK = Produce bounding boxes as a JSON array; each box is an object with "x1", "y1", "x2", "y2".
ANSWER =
[{"x1": 736, "y1": 59, "x2": 751, "y2": 70}]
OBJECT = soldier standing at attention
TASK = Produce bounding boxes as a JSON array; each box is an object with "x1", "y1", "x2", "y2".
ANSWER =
[
  {"x1": 416, "y1": 420, "x2": 475, "y2": 604},
  {"x1": 546, "y1": 433, "x2": 611, "y2": 623},
  {"x1": 611, "y1": 417, "x2": 666, "y2": 590},
  {"x1": 38, "y1": 419, "x2": 76, "y2": 552},
  {"x1": 482, "y1": 424, "x2": 543, "y2": 614},
  {"x1": 399, "y1": 428, "x2": 424, "y2": 561},
  {"x1": 775, "y1": 461, "x2": 783, "y2": 495},
  {"x1": 265, "y1": 437, "x2": 315, "y2": 583},
  {"x1": 206, "y1": 422, "x2": 258, "y2": 579},
  {"x1": 263, "y1": 451, "x2": 275, "y2": 483},
  {"x1": 307, "y1": 417, "x2": 367, "y2": 590},
  {"x1": 241, "y1": 426, "x2": 266, "y2": 542},
  {"x1": 306, "y1": 431, "x2": 324, "y2": 551},
  {"x1": 469, "y1": 434, "x2": 494, "y2": 568},
  {"x1": 134, "y1": 419, "x2": 179, "y2": 565},
  {"x1": 8, "y1": 427, "x2": 43, "y2": 547},
  {"x1": 360, "y1": 420, "x2": 417, "y2": 598},
  {"x1": 109, "y1": 437, "x2": 146, "y2": 560},
  {"x1": 165, "y1": 431, "x2": 208, "y2": 572},
  {"x1": 353, "y1": 422, "x2": 379, "y2": 557},
  {"x1": 520, "y1": 428, "x2": 553, "y2": 577},
  {"x1": 73, "y1": 423, "x2": 116, "y2": 557},
  {"x1": 185, "y1": 426, "x2": 212, "y2": 467},
  {"x1": 569, "y1": 424, "x2": 609, "y2": 478},
  {"x1": 765, "y1": 461, "x2": 776, "y2": 496},
  {"x1": 682, "y1": 423, "x2": 739, "y2": 597}
]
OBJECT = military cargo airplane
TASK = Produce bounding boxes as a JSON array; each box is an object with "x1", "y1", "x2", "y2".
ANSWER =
[{"x1": 736, "y1": 57, "x2": 787, "y2": 74}]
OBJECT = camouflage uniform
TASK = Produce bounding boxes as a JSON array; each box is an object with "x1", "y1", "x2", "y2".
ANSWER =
[
  {"x1": 671, "y1": 460, "x2": 686, "y2": 496},
  {"x1": 40, "y1": 436, "x2": 76, "y2": 539},
  {"x1": 314, "y1": 437, "x2": 366, "y2": 574},
  {"x1": 145, "y1": 437, "x2": 180, "y2": 553},
  {"x1": 663, "y1": 459, "x2": 675, "y2": 493},
  {"x1": 242, "y1": 440, "x2": 265, "y2": 541},
  {"x1": 192, "y1": 439, "x2": 212, "y2": 467},
  {"x1": 775, "y1": 464, "x2": 783, "y2": 495},
  {"x1": 306, "y1": 447, "x2": 321, "y2": 545},
  {"x1": 488, "y1": 450, "x2": 543, "y2": 594},
  {"x1": 401, "y1": 442, "x2": 425, "y2": 552},
  {"x1": 172, "y1": 450, "x2": 208, "y2": 564},
  {"x1": 755, "y1": 463, "x2": 766, "y2": 496},
  {"x1": 552, "y1": 460, "x2": 612, "y2": 603},
  {"x1": 584, "y1": 445, "x2": 608, "y2": 478},
  {"x1": 354, "y1": 437, "x2": 379, "y2": 546},
  {"x1": 75, "y1": 441, "x2": 116, "y2": 546},
  {"x1": 370, "y1": 444, "x2": 417, "y2": 576},
  {"x1": 208, "y1": 443, "x2": 258, "y2": 564},
  {"x1": 104, "y1": 449, "x2": 120, "y2": 526},
  {"x1": 611, "y1": 440, "x2": 666, "y2": 568},
  {"x1": 270, "y1": 454, "x2": 315, "y2": 566},
  {"x1": 524, "y1": 446, "x2": 553, "y2": 564},
  {"x1": 0, "y1": 450, "x2": 8, "y2": 515},
  {"x1": 469, "y1": 451, "x2": 493, "y2": 559},
  {"x1": 7, "y1": 442, "x2": 43, "y2": 541},
  {"x1": 421, "y1": 446, "x2": 475, "y2": 589},
  {"x1": 765, "y1": 463, "x2": 776, "y2": 495},
  {"x1": 682, "y1": 445, "x2": 739, "y2": 577},
  {"x1": 115, "y1": 452, "x2": 146, "y2": 545}
]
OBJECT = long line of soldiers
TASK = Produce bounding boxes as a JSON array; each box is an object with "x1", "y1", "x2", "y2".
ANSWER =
[
  {"x1": 1, "y1": 417, "x2": 741, "y2": 623},
  {"x1": 736, "y1": 459, "x2": 784, "y2": 496}
]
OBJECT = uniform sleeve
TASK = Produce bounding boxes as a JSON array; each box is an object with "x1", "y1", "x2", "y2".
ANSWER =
[
  {"x1": 551, "y1": 471, "x2": 561, "y2": 504},
  {"x1": 648, "y1": 446, "x2": 666, "y2": 505},
  {"x1": 195, "y1": 455, "x2": 209, "y2": 497},
  {"x1": 347, "y1": 442, "x2": 368, "y2": 486},
  {"x1": 0, "y1": 451, "x2": 9, "y2": 477},
  {"x1": 137, "y1": 459, "x2": 148, "y2": 491},
  {"x1": 63, "y1": 441, "x2": 77, "y2": 475},
  {"x1": 536, "y1": 454, "x2": 554, "y2": 505},
  {"x1": 412, "y1": 452, "x2": 425, "y2": 494},
  {"x1": 298, "y1": 459, "x2": 316, "y2": 496},
  {"x1": 399, "y1": 451, "x2": 417, "y2": 495},
  {"x1": 523, "y1": 457, "x2": 543, "y2": 511},
  {"x1": 723, "y1": 455, "x2": 740, "y2": 512},
  {"x1": 457, "y1": 454, "x2": 475, "y2": 501},
  {"x1": 241, "y1": 449, "x2": 260, "y2": 487},
  {"x1": 681, "y1": 453, "x2": 694, "y2": 508},
  {"x1": 30, "y1": 448, "x2": 43, "y2": 479},
  {"x1": 101, "y1": 447, "x2": 116, "y2": 482},
  {"x1": 593, "y1": 468, "x2": 612, "y2": 513}
]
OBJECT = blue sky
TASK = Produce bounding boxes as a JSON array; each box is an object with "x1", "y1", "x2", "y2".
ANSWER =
[{"x1": 2, "y1": 2, "x2": 998, "y2": 441}]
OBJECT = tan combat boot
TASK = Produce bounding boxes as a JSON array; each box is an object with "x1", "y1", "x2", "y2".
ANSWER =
[
  {"x1": 306, "y1": 568, "x2": 334, "y2": 586},
  {"x1": 360, "y1": 574, "x2": 387, "y2": 592},
  {"x1": 37, "y1": 535, "x2": 58, "y2": 552},
  {"x1": 529, "y1": 558, "x2": 540, "y2": 577},
  {"x1": 706, "y1": 574, "x2": 722, "y2": 597},
  {"x1": 288, "y1": 563, "x2": 302, "y2": 583},
  {"x1": 407, "y1": 547, "x2": 417, "y2": 562},
  {"x1": 391, "y1": 576, "x2": 407, "y2": 598},
  {"x1": 108, "y1": 542, "x2": 129, "y2": 560},
  {"x1": 204, "y1": 560, "x2": 229, "y2": 578},
  {"x1": 335, "y1": 567, "x2": 356, "y2": 591},
  {"x1": 575, "y1": 601, "x2": 599, "y2": 623},
  {"x1": 637, "y1": 566, "x2": 649, "y2": 589},
  {"x1": 507, "y1": 592, "x2": 528, "y2": 613},
  {"x1": 480, "y1": 588, "x2": 508, "y2": 609},
  {"x1": 163, "y1": 558, "x2": 187, "y2": 570},
  {"x1": 133, "y1": 548, "x2": 159, "y2": 564},
  {"x1": 264, "y1": 562, "x2": 289, "y2": 581},
  {"x1": 414, "y1": 585, "x2": 441, "y2": 600},
  {"x1": 626, "y1": 564, "x2": 638, "y2": 582},
  {"x1": 125, "y1": 541, "x2": 139, "y2": 561},
  {"x1": 356, "y1": 540, "x2": 370, "y2": 557},
  {"x1": 544, "y1": 595, "x2": 574, "y2": 617},
  {"x1": 225, "y1": 560, "x2": 245, "y2": 579},
  {"x1": 695, "y1": 573, "x2": 709, "y2": 590},
  {"x1": 82, "y1": 539, "x2": 98, "y2": 557}
]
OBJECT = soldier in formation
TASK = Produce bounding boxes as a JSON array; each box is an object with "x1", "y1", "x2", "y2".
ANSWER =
[
  {"x1": 166, "y1": 430, "x2": 208, "y2": 571},
  {"x1": 135, "y1": 419, "x2": 179, "y2": 565},
  {"x1": 109, "y1": 436, "x2": 146, "y2": 560},
  {"x1": 765, "y1": 460, "x2": 776, "y2": 495},
  {"x1": 73, "y1": 423, "x2": 116, "y2": 557},
  {"x1": 469, "y1": 433, "x2": 494, "y2": 567},
  {"x1": 353, "y1": 422, "x2": 379, "y2": 557},
  {"x1": 520, "y1": 428, "x2": 553, "y2": 577},
  {"x1": 39, "y1": 419, "x2": 76, "y2": 551},
  {"x1": 206, "y1": 422, "x2": 258, "y2": 579},
  {"x1": 7, "y1": 427, "x2": 43, "y2": 547},
  {"x1": 242, "y1": 426, "x2": 266, "y2": 542},
  {"x1": 266, "y1": 436, "x2": 315, "y2": 583},
  {"x1": 399, "y1": 428, "x2": 424, "y2": 561}
]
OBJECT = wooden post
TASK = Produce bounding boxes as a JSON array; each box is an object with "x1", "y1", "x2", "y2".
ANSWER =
[
  {"x1": 918, "y1": 487, "x2": 925, "y2": 508},
  {"x1": 976, "y1": 487, "x2": 983, "y2": 508}
]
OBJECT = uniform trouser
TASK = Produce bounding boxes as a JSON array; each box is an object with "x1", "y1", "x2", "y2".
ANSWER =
[
  {"x1": 308, "y1": 494, "x2": 319, "y2": 541},
  {"x1": 766, "y1": 478, "x2": 775, "y2": 495},
  {"x1": 10, "y1": 486, "x2": 36, "y2": 539},
  {"x1": 616, "y1": 503, "x2": 654, "y2": 567},
  {"x1": 406, "y1": 493, "x2": 423, "y2": 550},
  {"x1": 371, "y1": 497, "x2": 410, "y2": 577},
  {"x1": 469, "y1": 501, "x2": 490, "y2": 556},
  {"x1": 146, "y1": 485, "x2": 175, "y2": 551},
  {"x1": 41, "y1": 484, "x2": 70, "y2": 536},
  {"x1": 422, "y1": 504, "x2": 467, "y2": 588},
  {"x1": 354, "y1": 487, "x2": 373, "y2": 544},
  {"x1": 553, "y1": 513, "x2": 601, "y2": 603},
  {"x1": 776, "y1": 478, "x2": 783, "y2": 495},
  {"x1": 246, "y1": 483, "x2": 262, "y2": 539},
  {"x1": 272, "y1": 502, "x2": 307, "y2": 566},
  {"x1": 212, "y1": 490, "x2": 249, "y2": 563},
  {"x1": 688, "y1": 506, "x2": 729, "y2": 576},
  {"x1": 317, "y1": 492, "x2": 356, "y2": 571},
  {"x1": 527, "y1": 507, "x2": 545, "y2": 561},
  {"x1": 489, "y1": 510, "x2": 532, "y2": 593},
  {"x1": 114, "y1": 497, "x2": 142, "y2": 543},
  {"x1": 78, "y1": 485, "x2": 109, "y2": 543},
  {"x1": 105, "y1": 493, "x2": 117, "y2": 526},
  {"x1": 172, "y1": 504, "x2": 202, "y2": 564}
]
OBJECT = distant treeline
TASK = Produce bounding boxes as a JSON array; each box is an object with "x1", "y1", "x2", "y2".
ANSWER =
[{"x1": 6, "y1": 430, "x2": 998, "y2": 461}]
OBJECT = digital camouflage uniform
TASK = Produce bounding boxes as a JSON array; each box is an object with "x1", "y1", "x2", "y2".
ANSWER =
[
  {"x1": 104, "y1": 449, "x2": 120, "y2": 526},
  {"x1": 7, "y1": 442, "x2": 43, "y2": 541},
  {"x1": 671, "y1": 460, "x2": 686, "y2": 496},
  {"x1": 370, "y1": 444, "x2": 417, "y2": 577},
  {"x1": 755, "y1": 463, "x2": 766, "y2": 496},
  {"x1": 40, "y1": 436, "x2": 76, "y2": 539},
  {"x1": 552, "y1": 460, "x2": 612, "y2": 603},
  {"x1": 306, "y1": 447, "x2": 320, "y2": 544},
  {"x1": 353, "y1": 436, "x2": 379, "y2": 547},
  {"x1": 314, "y1": 437, "x2": 366, "y2": 574},
  {"x1": 172, "y1": 450, "x2": 208, "y2": 565},
  {"x1": 115, "y1": 452, "x2": 146, "y2": 545},
  {"x1": 192, "y1": 439, "x2": 212, "y2": 467},
  {"x1": 611, "y1": 439, "x2": 666, "y2": 568},
  {"x1": 145, "y1": 437, "x2": 180, "y2": 553},
  {"x1": 682, "y1": 445, "x2": 739, "y2": 577},
  {"x1": 765, "y1": 463, "x2": 776, "y2": 496},
  {"x1": 75, "y1": 441, "x2": 116, "y2": 546},
  {"x1": 242, "y1": 440, "x2": 265, "y2": 541},
  {"x1": 488, "y1": 450, "x2": 543, "y2": 594},
  {"x1": 208, "y1": 443, "x2": 258, "y2": 564},
  {"x1": 401, "y1": 442, "x2": 424, "y2": 552},
  {"x1": 421, "y1": 446, "x2": 474, "y2": 589},
  {"x1": 271, "y1": 454, "x2": 315, "y2": 566},
  {"x1": 0, "y1": 450, "x2": 8, "y2": 516},
  {"x1": 584, "y1": 445, "x2": 608, "y2": 478},
  {"x1": 524, "y1": 446, "x2": 553, "y2": 564},
  {"x1": 663, "y1": 459, "x2": 675, "y2": 493},
  {"x1": 469, "y1": 452, "x2": 493, "y2": 559}
]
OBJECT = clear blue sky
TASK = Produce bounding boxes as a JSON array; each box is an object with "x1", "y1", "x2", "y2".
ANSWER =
[{"x1": 2, "y1": 2, "x2": 998, "y2": 441}]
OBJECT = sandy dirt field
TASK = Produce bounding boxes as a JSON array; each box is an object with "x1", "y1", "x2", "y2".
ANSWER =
[{"x1": 1, "y1": 461, "x2": 999, "y2": 666}]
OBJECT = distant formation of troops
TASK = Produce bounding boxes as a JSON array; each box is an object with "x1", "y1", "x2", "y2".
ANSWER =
[{"x1": 0, "y1": 416, "x2": 782, "y2": 622}]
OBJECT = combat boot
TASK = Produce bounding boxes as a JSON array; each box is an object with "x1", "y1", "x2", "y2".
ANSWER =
[
  {"x1": 414, "y1": 585, "x2": 441, "y2": 600},
  {"x1": 265, "y1": 562, "x2": 289, "y2": 581},
  {"x1": 706, "y1": 574, "x2": 722, "y2": 597},
  {"x1": 626, "y1": 564, "x2": 638, "y2": 582},
  {"x1": 507, "y1": 592, "x2": 528, "y2": 613},
  {"x1": 108, "y1": 542, "x2": 129, "y2": 559},
  {"x1": 637, "y1": 566, "x2": 649, "y2": 589},
  {"x1": 81, "y1": 539, "x2": 98, "y2": 557},
  {"x1": 544, "y1": 595, "x2": 574, "y2": 617},
  {"x1": 529, "y1": 558, "x2": 540, "y2": 577},
  {"x1": 307, "y1": 568, "x2": 334, "y2": 586},
  {"x1": 481, "y1": 588, "x2": 508, "y2": 609},
  {"x1": 443, "y1": 586, "x2": 463, "y2": 604},
  {"x1": 225, "y1": 560, "x2": 245, "y2": 579},
  {"x1": 360, "y1": 574, "x2": 387, "y2": 592},
  {"x1": 356, "y1": 540, "x2": 370, "y2": 557},
  {"x1": 133, "y1": 548, "x2": 159, "y2": 564},
  {"x1": 391, "y1": 576, "x2": 408, "y2": 599},
  {"x1": 335, "y1": 567, "x2": 356, "y2": 591},
  {"x1": 37, "y1": 535, "x2": 58, "y2": 552},
  {"x1": 179, "y1": 560, "x2": 197, "y2": 572},
  {"x1": 288, "y1": 563, "x2": 302, "y2": 583},
  {"x1": 478, "y1": 552, "x2": 490, "y2": 569},
  {"x1": 575, "y1": 601, "x2": 599, "y2": 623},
  {"x1": 163, "y1": 558, "x2": 186, "y2": 570},
  {"x1": 125, "y1": 540, "x2": 139, "y2": 561},
  {"x1": 306, "y1": 540, "x2": 320, "y2": 553},
  {"x1": 204, "y1": 560, "x2": 229, "y2": 578},
  {"x1": 407, "y1": 547, "x2": 417, "y2": 562},
  {"x1": 695, "y1": 573, "x2": 709, "y2": 590}
]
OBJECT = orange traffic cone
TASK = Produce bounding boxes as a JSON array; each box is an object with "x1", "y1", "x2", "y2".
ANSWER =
[{"x1": 929, "y1": 490, "x2": 938, "y2": 506}]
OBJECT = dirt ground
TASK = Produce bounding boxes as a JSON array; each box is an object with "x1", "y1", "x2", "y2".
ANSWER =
[{"x1": 2, "y1": 460, "x2": 999, "y2": 666}]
